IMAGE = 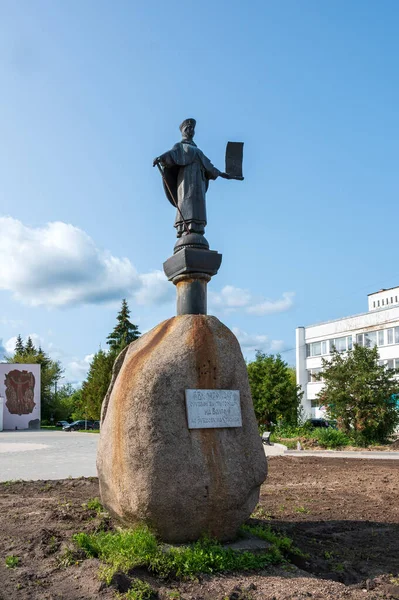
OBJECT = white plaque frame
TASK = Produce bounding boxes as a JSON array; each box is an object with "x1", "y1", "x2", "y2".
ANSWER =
[{"x1": 185, "y1": 389, "x2": 242, "y2": 429}]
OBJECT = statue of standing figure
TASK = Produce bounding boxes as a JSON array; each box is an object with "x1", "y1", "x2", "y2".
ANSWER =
[{"x1": 153, "y1": 119, "x2": 243, "y2": 238}]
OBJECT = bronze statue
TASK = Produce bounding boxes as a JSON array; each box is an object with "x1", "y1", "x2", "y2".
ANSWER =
[{"x1": 153, "y1": 119, "x2": 243, "y2": 238}]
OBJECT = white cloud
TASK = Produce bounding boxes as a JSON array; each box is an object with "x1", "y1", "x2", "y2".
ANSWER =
[
  {"x1": 0, "y1": 217, "x2": 172, "y2": 308},
  {"x1": 210, "y1": 285, "x2": 295, "y2": 316},
  {"x1": 232, "y1": 327, "x2": 285, "y2": 355},
  {"x1": 247, "y1": 292, "x2": 295, "y2": 316},
  {"x1": 135, "y1": 271, "x2": 174, "y2": 306},
  {"x1": 64, "y1": 354, "x2": 94, "y2": 384},
  {"x1": 210, "y1": 285, "x2": 252, "y2": 309}
]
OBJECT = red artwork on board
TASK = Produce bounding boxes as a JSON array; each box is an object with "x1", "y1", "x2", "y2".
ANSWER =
[{"x1": 4, "y1": 370, "x2": 36, "y2": 415}]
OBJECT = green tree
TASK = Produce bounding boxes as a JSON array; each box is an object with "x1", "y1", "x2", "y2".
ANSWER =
[
  {"x1": 81, "y1": 349, "x2": 114, "y2": 419},
  {"x1": 14, "y1": 334, "x2": 24, "y2": 354},
  {"x1": 247, "y1": 352, "x2": 303, "y2": 427},
  {"x1": 317, "y1": 344, "x2": 399, "y2": 445},
  {"x1": 106, "y1": 299, "x2": 140, "y2": 352},
  {"x1": 24, "y1": 336, "x2": 37, "y2": 355},
  {"x1": 7, "y1": 345, "x2": 63, "y2": 422}
]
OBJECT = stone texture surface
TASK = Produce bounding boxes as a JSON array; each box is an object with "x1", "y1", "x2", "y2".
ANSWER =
[{"x1": 97, "y1": 315, "x2": 267, "y2": 543}]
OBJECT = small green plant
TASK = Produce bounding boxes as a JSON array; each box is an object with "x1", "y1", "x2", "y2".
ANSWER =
[
  {"x1": 118, "y1": 579, "x2": 156, "y2": 599},
  {"x1": 5, "y1": 555, "x2": 19, "y2": 568},
  {"x1": 83, "y1": 497, "x2": 104, "y2": 514},
  {"x1": 2, "y1": 479, "x2": 23, "y2": 487},
  {"x1": 40, "y1": 483, "x2": 53, "y2": 492},
  {"x1": 332, "y1": 562, "x2": 345, "y2": 573},
  {"x1": 56, "y1": 547, "x2": 84, "y2": 568},
  {"x1": 167, "y1": 591, "x2": 181, "y2": 599},
  {"x1": 324, "y1": 550, "x2": 334, "y2": 560},
  {"x1": 251, "y1": 504, "x2": 272, "y2": 520},
  {"x1": 294, "y1": 506, "x2": 310, "y2": 514}
]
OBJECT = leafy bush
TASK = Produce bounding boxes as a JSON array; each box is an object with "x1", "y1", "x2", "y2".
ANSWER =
[{"x1": 313, "y1": 428, "x2": 351, "y2": 449}]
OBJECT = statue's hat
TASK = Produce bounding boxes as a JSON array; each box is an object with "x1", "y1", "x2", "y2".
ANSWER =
[{"x1": 179, "y1": 118, "x2": 196, "y2": 132}]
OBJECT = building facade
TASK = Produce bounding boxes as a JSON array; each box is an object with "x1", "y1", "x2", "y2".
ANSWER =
[{"x1": 296, "y1": 286, "x2": 399, "y2": 418}]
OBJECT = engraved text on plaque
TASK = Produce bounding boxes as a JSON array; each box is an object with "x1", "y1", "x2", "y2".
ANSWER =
[{"x1": 185, "y1": 389, "x2": 242, "y2": 429}]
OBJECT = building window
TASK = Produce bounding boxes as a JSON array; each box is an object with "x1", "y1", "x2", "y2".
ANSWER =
[
  {"x1": 373, "y1": 301, "x2": 376, "y2": 308},
  {"x1": 378, "y1": 330, "x2": 385, "y2": 346},
  {"x1": 382, "y1": 299, "x2": 385, "y2": 306},
  {"x1": 396, "y1": 296, "x2": 398, "y2": 302},
  {"x1": 391, "y1": 297, "x2": 394, "y2": 303},
  {"x1": 365, "y1": 331, "x2": 377, "y2": 347},
  {"x1": 311, "y1": 400, "x2": 320, "y2": 408},
  {"x1": 377, "y1": 300, "x2": 380, "y2": 307},
  {"x1": 308, "y1": 368, "x2": 323, "y2": 383},
  {"x1": 396, "y1": 327, "x2": 399, "y2": 344},
  {"x1": 330, "y1": 336, "x2": 352, "y2": 353},
  {"x1": 307, "y1": 341, "x2": 328, "y2": 357}
]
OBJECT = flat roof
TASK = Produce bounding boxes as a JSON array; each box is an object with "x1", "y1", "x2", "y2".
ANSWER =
[
  {"x1": 302, "y1": 303, "x2": 399, "y2": 329},
  {"x1": 368, "y1": 285, "x2": 399, "y2": 296}
]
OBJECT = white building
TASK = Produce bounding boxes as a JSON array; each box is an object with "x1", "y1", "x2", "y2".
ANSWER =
[{"x1": 296, "y1": 286, "x2": 399, "y2": 418}]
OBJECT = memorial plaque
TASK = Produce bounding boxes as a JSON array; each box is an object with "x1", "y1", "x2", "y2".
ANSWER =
[{"x1": 185, "y1": 389, "x2": 242, "y2": 429}]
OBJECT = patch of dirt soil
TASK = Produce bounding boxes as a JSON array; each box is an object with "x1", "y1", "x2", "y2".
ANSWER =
[{"x1": 0, "y1": 458, "x2": 398, "y2": 599}]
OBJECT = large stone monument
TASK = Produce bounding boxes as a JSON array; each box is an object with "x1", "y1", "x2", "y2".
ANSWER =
[{"x1": 97, "y1": 119, "x2": 267, "y2": 543}]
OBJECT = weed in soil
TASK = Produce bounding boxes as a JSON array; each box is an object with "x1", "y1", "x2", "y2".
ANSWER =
[
  {"x1": 5, "y1": 555, "x2": 19, "y2": 568},
  {"x1": 117, "y1": 578, "x2": 157, "y2": 599},
  {"x1": 82, "y1": 496, "x2": 103, "y2": 514}
]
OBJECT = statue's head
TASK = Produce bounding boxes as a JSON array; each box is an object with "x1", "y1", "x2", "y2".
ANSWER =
[{"x1": 180, "y1": 118, "x2": 196, "y2": 141}]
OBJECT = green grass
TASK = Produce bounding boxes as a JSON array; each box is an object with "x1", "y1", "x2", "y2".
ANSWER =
[
  {"x1": 82, "y1": 497, "x2": 104, "y2": 514},
  {"x1": 117, "y1": 579, "x2": 156, "y2": 599},
  {"x1": 5, "y1": 555, "x2": 19, "y2": 568},
  {"x1": 73, "y1": 524, "x2": 286, "y2": 583}
]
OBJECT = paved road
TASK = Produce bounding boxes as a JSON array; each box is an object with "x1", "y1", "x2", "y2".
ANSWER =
[
  {"x1": 0, "y1": 430, "x2": 98, "y2": 481},
  {"x1": 1, "y1": 432, "x2": 399, "y2": 482}
]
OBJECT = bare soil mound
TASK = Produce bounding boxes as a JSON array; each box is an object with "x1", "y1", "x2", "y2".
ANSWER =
[{"x1": 0, "y1": 457, "x2": 398, "y2": 599}]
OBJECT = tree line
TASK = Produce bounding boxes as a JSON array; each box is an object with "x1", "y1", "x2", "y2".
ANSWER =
[
  {"x1": 6, "y1": 305, "x2": 399, "y2": 443},
  {"x1": 6, "y1": 299, "x2": 140, "y2": 424}
]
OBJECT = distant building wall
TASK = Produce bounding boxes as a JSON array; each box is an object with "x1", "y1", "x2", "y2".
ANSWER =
[
  {"x1": 296, "y1": 294, "x2": 399, "y2": 419},
  {"x1": 0, "y1": 364, "x2": 41, "y2": 430}
]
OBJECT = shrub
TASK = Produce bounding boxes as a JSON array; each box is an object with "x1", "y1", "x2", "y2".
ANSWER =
[{"x1": 313, "y1": 428, "x2": 351, "y2": 449}]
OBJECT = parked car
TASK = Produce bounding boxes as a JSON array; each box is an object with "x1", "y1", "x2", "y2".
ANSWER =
[
  {"x1": 91, "y1": 421, "x2": 100, "y2": 430},
  {"x1": 306, "y1": 418, "x2": 335, "y2": 429},
  {"x1": 55, "y1": 420, "x2": 69, "y2": 428},
  {"x1": 63, "y1": 420, "x2": 96, "y2": 431}
]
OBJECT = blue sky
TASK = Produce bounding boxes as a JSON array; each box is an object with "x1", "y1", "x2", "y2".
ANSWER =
[{"x1": 1, "y1": 0, "x2": 398, "y2": 383}]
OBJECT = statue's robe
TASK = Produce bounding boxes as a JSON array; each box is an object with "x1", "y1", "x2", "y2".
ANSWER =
[{"x1": 160, "y1": 141, "x2": 220, "y2": 236}]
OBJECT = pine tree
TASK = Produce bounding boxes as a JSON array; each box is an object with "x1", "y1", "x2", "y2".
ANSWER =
[
  {"x1": 15, "y1": 334, "x2": 24, "y2": 354},
  {"x1": 81, "y1": 349, "x2": 115, "y2": 419},
  {"x1": 24, "y1": 336, "x2": 37, "y2": 355},
  {"x1": 106, "y1": 299, "x2": 140, "y2": 352}
]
